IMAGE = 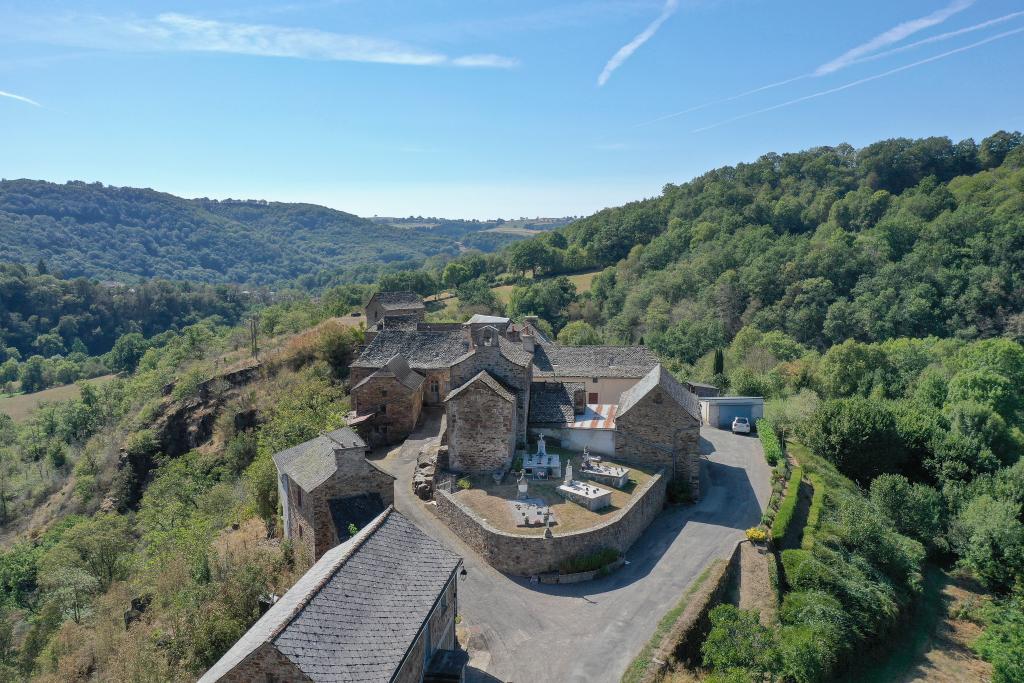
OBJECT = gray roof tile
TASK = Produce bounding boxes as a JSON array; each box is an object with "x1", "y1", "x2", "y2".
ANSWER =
[
  {"x1": 532, "y1": 341, "x2": 658, "y2": 378},
  {"x1": 272, "y1": 428, "x2": 369, "y2": 492},
  {"x1": 351, "y1": 329, "x2": 470, "y2": 371},
  {"x1": 528, "y1": 381, "x2": 585, "y2": 425},
  {"x1": 368, "y1": 291, "x2": 425, "y2": 310},
  {"x1": 618, "y1": 365, "x2": 701, "y2": 421}
]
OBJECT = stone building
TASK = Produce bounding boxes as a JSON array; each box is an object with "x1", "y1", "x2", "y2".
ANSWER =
[
  {"x1": 364, "y1": 291, "x2": 426, "y2": 327},
  {"x1": 614, "y1": 365, "x2": 702, "y2": 496},
  {"x1": 350, "y1": 354, "x2": 425, "y2": 445},
  {"x1": 448, "y1": 324, "x2": 533, "y2": 445},
  {"x1": 445, "y1": 370, "x2": 518, "y2": 473},
  {"x1": 198, "y1": 508, "x2": 465, "y2": 683},
  {"x1": 532, "y1": 341, "x2": 659, "y2": 404},
  {"x1": 350, "y1": 324, "x2": 470, "y2": 407},
  {"x1": 272, "y1": 427, "x2": 395, "y2": 564}
]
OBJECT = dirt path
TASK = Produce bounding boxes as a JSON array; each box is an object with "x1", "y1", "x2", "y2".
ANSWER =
[{"x1": 736, "y1": 541, "x2": 777, "y2": 625}]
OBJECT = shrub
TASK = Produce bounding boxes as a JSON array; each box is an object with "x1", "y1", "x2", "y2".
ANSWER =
[
  {"x1": 772, "y1": 467, "x2": 803, "y2": 545},
  {"x1": 456, "y1": 478, "x2": 471, "y2": 491},
  {"x1": 801, "y1": 475, "x2": 826, "y2": 550},
  {"x1": 757, "y1": 419, "x2": 784, "y2": 466},
  {"x1": 801, "y1": 397, "x2": 905, "y2": 485},
  {"x1": 746, "y1": 527, "x2": 768, "y2": 543}
]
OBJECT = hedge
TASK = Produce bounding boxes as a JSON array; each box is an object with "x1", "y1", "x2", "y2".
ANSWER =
[
  {"x1": 757, "y1": 419, "x2": 784, "y2": 466},
  {"x1": 801, "y1": 474, "x2": 826, "y2": 550},
  {"x1": 771, "y1": 466, "x2": 803, "y2": 544}
]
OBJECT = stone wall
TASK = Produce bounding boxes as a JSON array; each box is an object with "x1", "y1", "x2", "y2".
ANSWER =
[
  {"x1": 351, "y1": 375, "x2": 423, "y2": 445},
  {"x1": 447, "y1": 381, "x2": 516, "y2": 473},
  {"x1": 393, "y1": 576, "x2": 458, "y2": 683},
  {"x1": 212, "y1": 642, "x2": 312, "y2": 682},
  {"x1": 434, "y1": 471, "x2": 666, "y2": 576},
  {"x1": 615, "y1": 386, "x2": 701, "y2": 496}
]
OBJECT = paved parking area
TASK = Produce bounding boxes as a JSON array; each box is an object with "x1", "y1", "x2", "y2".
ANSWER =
[{"x1": 375, "y1": 421, "x2": 770, "y2": 683}]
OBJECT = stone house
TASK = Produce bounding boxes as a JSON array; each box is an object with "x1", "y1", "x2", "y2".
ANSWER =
[
  {"x1": 445, "y1": 370, "x2": 518, "y2": 473},
  {"x1": 448, "y1": 324, "x2": 533, "y2": 445},
  {"x1": 532, "y1": 341, "x2": 659, "y2": 405},
  {"x1": 198, "y1": 507, "x2": 465, "y2": 683},
  {"x1": 272, "y1": 427, "x2": 395, "y2": 565},
  {"x1": 365, "y1": 291, "x2": 426, "y2": 328},
  {"x1": 350, "y1": 324, "x2": 470, "y2": 407},
  {"x1": 614, "y1": 365, "x2": 702, "y2": 496},
  {"x1": 351, "y1": 354, "x2": 425, "y2": 446}
]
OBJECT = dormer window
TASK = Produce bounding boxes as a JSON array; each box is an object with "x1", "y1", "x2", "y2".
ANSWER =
[{"x1": 381, "y1": 390, "x2": 388, "y2": 398}]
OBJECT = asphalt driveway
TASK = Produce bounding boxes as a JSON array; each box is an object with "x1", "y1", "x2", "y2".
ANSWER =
[{"x1": 374, "y1": 419, "x2": 770, "y2": 683}]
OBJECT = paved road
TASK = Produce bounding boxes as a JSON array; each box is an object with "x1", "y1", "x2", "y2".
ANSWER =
[{"x1": 373, "y1": 416, "x2": 770, "y2": 683}]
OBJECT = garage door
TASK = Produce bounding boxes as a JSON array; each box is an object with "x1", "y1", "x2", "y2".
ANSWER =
[{"x1": 718, "y1": 403, "x2": 753, "y2": 429}]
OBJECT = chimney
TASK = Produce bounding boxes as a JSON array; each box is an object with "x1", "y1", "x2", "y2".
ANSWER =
[
  {"x1": 522, "y1": 333, "x2": 535, "y2": 353},
  {"x1": 524, "y1": 315, "x2": 539, "y2": 327},
  {"x1": 573, "y1": 388, "x2": 586, "y2": 415}
]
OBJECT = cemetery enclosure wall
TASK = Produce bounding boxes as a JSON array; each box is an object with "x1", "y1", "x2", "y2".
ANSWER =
[{"x1": 433, "y1": 470, "x2": 666, "y2": 576}]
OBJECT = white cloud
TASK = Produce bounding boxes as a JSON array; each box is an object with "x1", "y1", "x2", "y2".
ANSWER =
[
  {"x1": 0, "y1": 89, "x2": 40, "y2": 106},
  {"x1": 693, "y1": 25, "x2": 1024, "y2": 133},
  {"x1": 452, "y1": 54, "x2": 519, "y2": 68},
  {"x1": 597, "y1": 0, "x2": 679, "y2": 86},
  {"x1": 815, "y1": 0, "x2": 975, "y2": 76},
  {"x1": 13, "y1": 12, "x2": 517, "y2": 69}
]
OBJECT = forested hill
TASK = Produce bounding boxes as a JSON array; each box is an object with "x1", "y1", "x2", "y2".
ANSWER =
[
  {"x1": 446, "y1": 131, "x2": 1023, "y2": 359},
  {"x1": 0, "y1": 180, "x2": 459, "y2": 286}
]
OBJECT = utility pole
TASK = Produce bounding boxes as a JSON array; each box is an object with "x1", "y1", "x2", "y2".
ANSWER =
[{"x1": 250, "y1": 313, "x2": 260, "y2": 360}]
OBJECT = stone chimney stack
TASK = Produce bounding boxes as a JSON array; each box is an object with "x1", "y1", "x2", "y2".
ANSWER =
[
  {"x1": 573, "y1": 388, "x2": 586, "y2": 415},
  {"x1": 522, "y1": 333, "x2": 535, "y2": 353}
]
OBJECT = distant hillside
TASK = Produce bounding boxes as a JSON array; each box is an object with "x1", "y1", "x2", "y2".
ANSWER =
[{"x1": 0, "y1": 180, "x2": 463, "y2": 286}]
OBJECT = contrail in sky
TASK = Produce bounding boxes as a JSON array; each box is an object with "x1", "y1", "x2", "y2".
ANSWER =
[
  {"x1": 0, "y1": 90, "x2": 40, "y2": 106},
  {"x1": 815, "y1": 0, "x2": 975, "y2": 75},
  {"x1": 692, "y1": 25, "x2": 1024, "y2": 133},
  {"x1": 636, "y1": 9, "x2": 1022, "y2": 127},
  {"x1": 598, "y1": 0, "x2": 679, "y2": 87}
]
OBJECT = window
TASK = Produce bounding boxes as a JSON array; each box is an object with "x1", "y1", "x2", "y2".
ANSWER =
[
  {"x1": 296, "y1": 487, "x2": 302, "y2": 507},
  {"x1": 298, "y1": 525, "x2": 303, "y2": 539},
  {"x1": 379, "y1": 403, "x2": 387, "y2": 415},
  {"x1": 589, "y1": 392, "x2": 599, "y2": 403},
  {"x1": 381, "y1": 389, "x2": 388, "y2": 398},
  {"x1": 592, "y1": 377, "x2": 599, "y2": 383},
  {"x1": 430, "y1": 380, "x2": 440, "y2": 394}
]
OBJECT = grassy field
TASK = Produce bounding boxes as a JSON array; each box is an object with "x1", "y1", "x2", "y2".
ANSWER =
[{"x1": 0, "y1": 374, "x2": 118, "y2": 423}]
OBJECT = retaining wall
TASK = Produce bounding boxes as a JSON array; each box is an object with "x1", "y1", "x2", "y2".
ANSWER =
[{"x1": 434, "y1": 471, "x2": 666, "y2": 576}]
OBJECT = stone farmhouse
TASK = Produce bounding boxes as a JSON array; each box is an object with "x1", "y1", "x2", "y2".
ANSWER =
[
  {"x1": 349, "y1": 293, "x2": 702, "y2": 491},
  {"x1": 273, "y1": 427, "x2": 394, "y2": 564},
  {"x1": 199, "y1": 507, "x2": 465, "y2": 683},
  {"x1": 364, "y1": 290, "x2": 426, "y2": 328}
]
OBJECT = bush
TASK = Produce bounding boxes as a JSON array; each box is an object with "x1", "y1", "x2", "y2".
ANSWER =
[
  {"x1": 801, "y1": 475, "x2": 826, "y2": 550},
  {"x1": 757, "y1": 419, "x2": 784, "y2": 466},
  {"x1": 456, "y1": 478, "x2": 472, "y2": 491},
  {"x1": 558, "y1": 547, "x2": 619, "y2": 574},
  {"x1": 801, "y1": 397, "x2": 905, "y2": 485},
  {"x1": 746, "y1": 527, "x2": 768, "y2": 543},
  {"x1": 772, "y1": 467, "x2": 803, "y2": 545}
]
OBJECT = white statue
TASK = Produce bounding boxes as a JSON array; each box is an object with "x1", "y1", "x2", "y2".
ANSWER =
[
  {"x1": 536, "y1": 434, "x2": 547, "y2": 456},
  {"x1": 564, "y1": 462, "x2": 573, "y2": 484},
  {"x1": 517, "y1": 470, "x2": 528, "y2": 499}
]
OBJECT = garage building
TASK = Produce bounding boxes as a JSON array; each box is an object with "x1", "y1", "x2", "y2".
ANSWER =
[{"x1": 699, "y1": 396, "x2": 765, "y2": 429}]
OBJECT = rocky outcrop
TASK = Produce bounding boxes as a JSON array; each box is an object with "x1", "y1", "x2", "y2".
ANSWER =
[{"x1": 414, "y1": 444, "x2": 440, "y2": 500}]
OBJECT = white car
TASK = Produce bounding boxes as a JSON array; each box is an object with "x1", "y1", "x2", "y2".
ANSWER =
[{"x1": 731, "y1": 416, "x2": 751, "y2": 434}]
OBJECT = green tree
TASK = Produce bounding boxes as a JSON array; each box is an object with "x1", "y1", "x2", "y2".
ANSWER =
[
  {"x1": 869, "y1": 474, "x2": 944, "y2": 549},
  {"x1": 18, "y1": 356, "x2": 47, "y2": 393},
  {"x1": 60, "y1": 513, "x2": 134, "y2": 591},
  {"x1": 950, "y1": 495, "x2": 1024, "y2": 591},
  {"x1": 109, "y1": 332, "x2": 149, "y2": 373},
  {"x1": 802, "y1": 397, "x2": 905, "y2": 484},
  {"x1": 556, "y1": 321, "x2": 601, "y2": 346}
]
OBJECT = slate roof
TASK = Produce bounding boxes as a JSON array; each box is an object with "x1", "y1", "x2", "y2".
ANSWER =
[
  {"x1": 368, "y1": 291, "x2": 425, "y2": 311},
  {"x1": 374, "y1": 314, "x2": 420, "y2": 331},
  {"x1": 618, "y1": 365, "x2": 701, "y2": 421},
  {"x1": 532, "y1": 341, "x2": 659, "y2": 378},
  {"x1": 272, "y1": 428, "x2": 376, "y2": 493},
  {"x1": 351, "y1": 329, "x2": 470, "y2": 371},
  {"x1": 198, "y1": 508, "x2": 462, "y2": 683},
  {"x1": 445, "y1": 371, "x2": 516, "y2": 404},
  {"x1": 464, "y1": 314, "x2": 510, "y2": 326},
  {"x1": 352, "y1": 355, "x2": 425, "y2": 392},
  {"x1": 529, "y1": 381, "x2": 586, "y2": 425}
]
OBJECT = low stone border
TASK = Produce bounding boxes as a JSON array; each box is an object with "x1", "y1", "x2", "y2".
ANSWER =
[
  {"x1": 434, "y1": 471, "x2": 666, "y2": 576},
  {"x1": 537, "y1": 556, "x2": 626, "y2": 584}
]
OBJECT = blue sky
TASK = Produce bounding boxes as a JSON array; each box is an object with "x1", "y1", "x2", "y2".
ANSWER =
[{"x1": 1, "y1": 0, "x2": 1022, "y2": 218}]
